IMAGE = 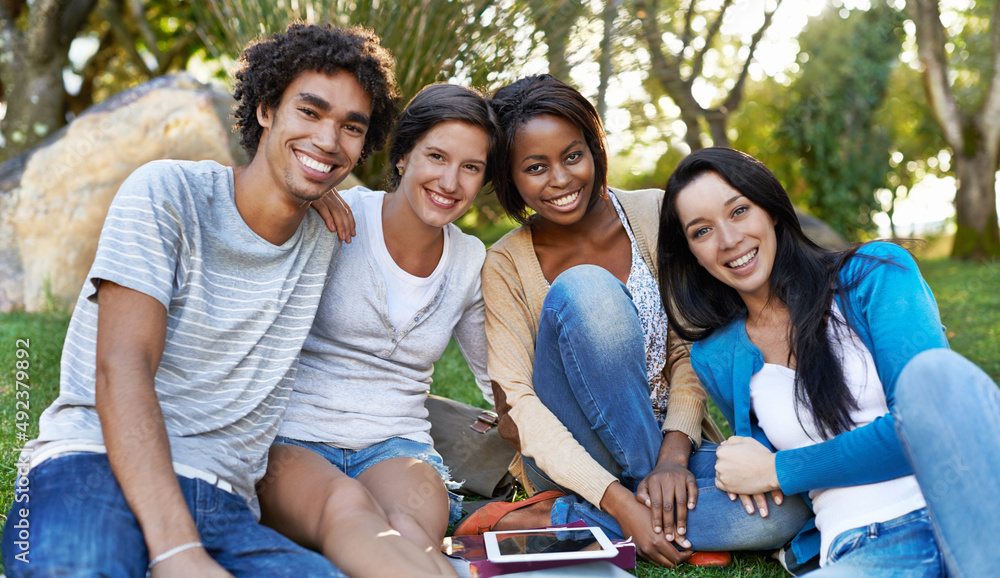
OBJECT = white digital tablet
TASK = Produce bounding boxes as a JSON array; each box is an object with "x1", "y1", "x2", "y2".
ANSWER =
[{"x1": 483, "y1": 527, "x2": 618, "y2": 564}]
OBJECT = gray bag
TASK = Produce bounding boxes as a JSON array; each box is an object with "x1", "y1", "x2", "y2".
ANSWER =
[{"x1": 425, "y1": 394, "x2": 517, "y2": 498}]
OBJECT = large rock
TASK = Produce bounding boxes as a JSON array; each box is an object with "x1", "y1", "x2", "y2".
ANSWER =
[
  {"x1": 797, "y1": 209, "x2": 848, "y2": 250},
  {"x1": 0, "y1": 73, "x2": 243, "y2": 312},
  {"x1": 1, "y1": 73, "x2": 367, "y2": 313}
]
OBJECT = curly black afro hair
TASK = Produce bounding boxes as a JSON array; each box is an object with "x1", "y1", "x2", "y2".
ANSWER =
[{"x1": 233, "y1": 23, "x2": 398, "y2": 163}]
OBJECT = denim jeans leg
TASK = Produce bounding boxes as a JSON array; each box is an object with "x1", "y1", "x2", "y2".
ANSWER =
[
  {"x1": 893, "y1": 348, "x2": 1000, "y2": 578},
  {"x1": 544, "y1": 444, "x2": 812, "y2": 548},
  {"x1": 683, "y1": 444, "x2": 812, "y2": 551},
  {"x1": 530, "y1": 265, "x2": 663, "y2": 492},
  {"x1": 0, "y1": 451, "x2": 342, "y2": 577},
  {"x1": 191, "y1": 479, "x2": 343, "y2": 577},
  {"x1": 548, "y1": 495, "x2": 626, "y2": 539},
  {"x1": 1, "y1": 453, "x2": 148, "y2": 577},
  {"x1": 803, "y1": 508, "x2": 945, "y2": 577}
]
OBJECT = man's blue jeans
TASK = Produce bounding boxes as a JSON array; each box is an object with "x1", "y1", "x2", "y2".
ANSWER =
[
  {"x1": 893, "y1": 348, "x2": 1000, "y2": 578},
  {"x1": 522, "y1": 265, "x2": 811, "y2": 550},
  {"x1": 1, "y1": 452, "x2": 343, "y2": 577}
]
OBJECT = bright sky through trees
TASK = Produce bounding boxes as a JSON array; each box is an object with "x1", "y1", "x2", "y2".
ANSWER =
[
  {"x1": 56, "y1": 0, "x2": 998, "y2": 238},
  {"x1": 591, "y1": 0, "x2": 989, "y2": 238}
]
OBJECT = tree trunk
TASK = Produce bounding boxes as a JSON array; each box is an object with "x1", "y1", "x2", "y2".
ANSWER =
[
  {"x1": 705, "y1": 109, "x2": 729, "y2": 149},
  {"x1": 0, "y1": 0, "x2": 96, "y2": 163},
  {"x1": 682, "y1": 115, "x2": 701, "y2": 152},
  {"x1": 526, "y1": 0, "x2": 585, "y2": 83},
  {"x1": 635, "y1": 0, "x2": 778, "y2": 152},
  {"x1": 1, "y1": 42, "x2": 67, "y2": 160},
  {"x1": 951, "y1": 151, "x2": 1000, "y2": 259},
  {"x1": 596, "y1": 0, "x2": 620, "y2": 123},
  {"x1": 907, "y1": 0, "x2": 1000, "y2": 259},
  {"x1": 547, "y1": 34, "x2": 571, "y2": 81}
]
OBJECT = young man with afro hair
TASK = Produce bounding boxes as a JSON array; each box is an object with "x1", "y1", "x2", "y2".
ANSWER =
[{"x1": 1, "y1": 24, "x2": 396, "y2": 577}]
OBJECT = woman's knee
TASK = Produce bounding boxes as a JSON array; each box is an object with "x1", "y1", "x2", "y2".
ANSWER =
[
  {"x1": 319, "y1": 476, "x2": 382, "y2": 530},
  {"x1": 385, "y1": 508, "x2": 445, "y2": 544},
  {"x1": 400, "y1": 478, "x2": 448, "y2": 516},
  {"x1": 547, "y1": 266, "x2": 632, "y2": 316},
  {"x1": 686, "y1": 489, "x2": 811, "y2": 551},
  {"x1": 551, "y1": 265, "x2": 618, "y2": 291},
  {"x1": 372, "y1": 474, "x2": 449, "y2": 544},
  {"x1": 543, "y1": 266, "x2": 639, "y2": 343},
  {"x1": 895, "y1": 348, "x2": 993, "y2": 420},
  {"x1": 897, "y1": 349, "x2": 958, "y2": 403}
]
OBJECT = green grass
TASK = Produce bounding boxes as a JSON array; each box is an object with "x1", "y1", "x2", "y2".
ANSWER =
[
  {"x1": 0, "y1": 310, "x2": 71, "y2": 511},
  {"x1": 631, "y1": 553, "x2": 785, "y2": 577},
  {"x1": 431, "y1": 340, "x2": 493, "y2": 410},
  {"x1": 917, "y1": 257, "x2": 1000, "y2": 383},
  {"x1": 0, "y1": 256, "x2": 997, "y2": 575},
  {"x1": 0, "y1": 309, "x2": 71, "y2": 573}
]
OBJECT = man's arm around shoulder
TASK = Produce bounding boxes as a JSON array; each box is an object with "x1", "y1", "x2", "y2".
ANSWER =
[{"x1": 95, "y1": 281, "x2": 232, "y2": 577}]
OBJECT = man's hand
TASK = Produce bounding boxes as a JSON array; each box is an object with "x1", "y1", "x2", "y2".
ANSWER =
[{"x1": 311, "y1": 188, "x2": 356, "y2": 242}]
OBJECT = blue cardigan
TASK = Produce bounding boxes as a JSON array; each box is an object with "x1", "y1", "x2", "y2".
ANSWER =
[{"x1": 690, "y1": 242, "x2": 948, "y2": 559}]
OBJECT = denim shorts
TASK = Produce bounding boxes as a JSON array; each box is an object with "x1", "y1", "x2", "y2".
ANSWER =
[{"x1": 273, "y1": 436, "x2": 463, "y2": 524}]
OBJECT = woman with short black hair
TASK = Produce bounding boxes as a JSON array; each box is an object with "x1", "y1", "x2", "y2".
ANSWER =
[{"x1": 464, "y1": 76, "x2": 810, "y2": 569}]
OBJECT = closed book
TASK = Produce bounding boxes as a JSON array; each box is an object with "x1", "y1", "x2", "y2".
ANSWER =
[{"x1": 500, "y1": 561, "x2": 634, "y2": 577}]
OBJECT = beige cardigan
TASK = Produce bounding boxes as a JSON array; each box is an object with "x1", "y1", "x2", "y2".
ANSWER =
[{"x1": 483, "y1": 188, "x2": 723, "y2": 509}]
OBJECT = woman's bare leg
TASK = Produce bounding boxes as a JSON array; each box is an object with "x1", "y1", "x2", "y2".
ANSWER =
[
  {"x1": 258, "y1": 444, "x2": 454, "y2": 578},
  {"x1": 358, "y1": 457, "x2": 456, "y2": 576}
]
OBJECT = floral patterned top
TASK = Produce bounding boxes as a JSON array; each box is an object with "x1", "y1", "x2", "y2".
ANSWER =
[{"x1": 609, "y1": 191, "x2": 670, "y2": 425}]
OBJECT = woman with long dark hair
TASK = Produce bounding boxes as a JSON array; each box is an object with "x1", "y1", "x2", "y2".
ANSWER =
[
  {"x1": 456, "y1": 75, "x2": 811, "y2": 568},
  {"x1": 658, "y1": 146, "x2": 1000, "y2": 575}
]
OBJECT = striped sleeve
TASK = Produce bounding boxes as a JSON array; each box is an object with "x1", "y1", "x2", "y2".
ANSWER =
[{"x1": 87, "y1": 162, "x2": 186, "y2": 308}]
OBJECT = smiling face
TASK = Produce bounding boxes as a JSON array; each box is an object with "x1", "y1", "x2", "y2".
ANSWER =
[
  {"x1": 394, "y1": 120, "x2": 489, "y2": 230},
  {"x1": 510, "y1": 114, "x2": 596, "y2": 226},
  {"x1": 257, "y1": 69, "x2": 373, "y2": 206},
  {"x1": 674, "y1": 171, "x2": 778, "y2": 307}
]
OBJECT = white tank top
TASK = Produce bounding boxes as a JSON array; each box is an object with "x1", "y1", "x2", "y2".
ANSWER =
[
  {"x1": 748, "y1": 303, "x2": 926, "y2": 565},
  {"x1": 361, "y1": 192, "x2": 451, "y2": 332}
]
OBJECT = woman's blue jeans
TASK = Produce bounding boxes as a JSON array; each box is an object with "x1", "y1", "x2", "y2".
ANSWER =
[
  {"x1": 805, "y1": 348, "x2": 1000, "y2": 577},
  {"x1": 804, "y1": 507, "x2": 944, "y2": 577},
  {"x1": 522, "y1": 265, "x2": 811, "y2": 551},
  {"x1": 892, "y1": 348, "x2": 1000, "y2": 578}
]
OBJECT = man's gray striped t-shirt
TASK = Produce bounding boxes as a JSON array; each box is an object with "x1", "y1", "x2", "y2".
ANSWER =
[{"x1": 28, "y1": 159, "x2": 338, "y2": 513}]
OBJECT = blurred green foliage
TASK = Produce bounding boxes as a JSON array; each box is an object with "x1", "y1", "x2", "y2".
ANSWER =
[
  {"x1": 775, "y1": 1, "x2": 905, "y2": 240},
  {"x1": 3, "y1": 1, "x2": 999, "y2": 250},
  {"x1": 190, "y1": 0, "x2": 530, "y2": 194}
]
